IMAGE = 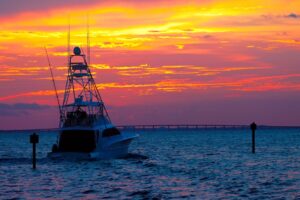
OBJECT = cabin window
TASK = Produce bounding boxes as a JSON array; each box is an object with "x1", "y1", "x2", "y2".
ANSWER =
[
  {"x1": 58, "y1": 130, "x2": 96, "y2": 152},
  {"x1": 102, "y1": 128, "x2": 120, "y2": 137}
]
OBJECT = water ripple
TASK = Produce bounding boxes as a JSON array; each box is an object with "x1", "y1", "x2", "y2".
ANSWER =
[{"x1": 0, "y1": 129, "x2": 300, "y2": 199}]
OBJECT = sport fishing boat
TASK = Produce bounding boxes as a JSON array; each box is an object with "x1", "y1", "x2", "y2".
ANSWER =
[{"x1": 48, "y1": 46, "x2": 138, "y2": 159}]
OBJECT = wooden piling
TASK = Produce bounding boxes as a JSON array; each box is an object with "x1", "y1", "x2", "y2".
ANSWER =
[
  {"x1": 250, "y1": 122, "x2": 257, "y2": 154},
  {"x1": 30, "y1": 133, "x2": 39, "y2": 169}
]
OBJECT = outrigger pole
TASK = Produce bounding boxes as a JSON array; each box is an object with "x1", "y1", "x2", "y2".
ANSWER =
[
  {"x1": 86, "y1": 14, "x2": 90, "y2": 65},
  {"x1": 44, "y1": 47, "x2": 63, "y2": 119}
]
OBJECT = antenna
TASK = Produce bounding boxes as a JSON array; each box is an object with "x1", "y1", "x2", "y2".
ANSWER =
[
  {"x1": 86, "y1": 14, "x2": 90, "y2": 65},
  {"x1": 44, "y1": 47, "x2": 62, "y2": 119},
  {"x1": 67, "y1": 16, "x2": 71, "y2": 65}
]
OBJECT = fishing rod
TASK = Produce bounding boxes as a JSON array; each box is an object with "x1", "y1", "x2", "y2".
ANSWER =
[{"x1": 44, "y1": 47, "x2": 63, "y2": 119}]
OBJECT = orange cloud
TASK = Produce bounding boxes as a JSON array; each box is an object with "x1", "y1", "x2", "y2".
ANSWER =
[
  {"x1": 1, "y1": 0, "x2": 300, "y2": 121},
  {"x1": 99, "y1": 64, "x2": 270, "y2": 77}
]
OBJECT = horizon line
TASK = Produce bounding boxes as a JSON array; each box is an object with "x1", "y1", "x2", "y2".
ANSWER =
[{"x1": 1, "y1": 124, "x2": 300, "y2": 132}]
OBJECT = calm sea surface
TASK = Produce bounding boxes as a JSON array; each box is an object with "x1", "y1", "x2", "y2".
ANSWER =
[{"x1": 0, "y1": 128, "x2": 300, "y2": 199}]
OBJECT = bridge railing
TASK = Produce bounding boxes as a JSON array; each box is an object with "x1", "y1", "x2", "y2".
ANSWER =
[{"x1": 116, "y1": 124, "x2": 250, "y2": 130}]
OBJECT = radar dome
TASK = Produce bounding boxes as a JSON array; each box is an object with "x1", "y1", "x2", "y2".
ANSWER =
[{"x1": 73, "y1": 47, "x2": 81, "y2": 55}]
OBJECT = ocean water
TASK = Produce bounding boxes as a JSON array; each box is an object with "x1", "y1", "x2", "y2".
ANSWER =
[{"x1": 0, "y1": 128, "x2": 300, "y2": 200}]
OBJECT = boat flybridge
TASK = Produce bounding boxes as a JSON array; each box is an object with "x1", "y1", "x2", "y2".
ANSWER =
[{"x1": 48, "y1": 46, "x2": 138, "y2": 159}]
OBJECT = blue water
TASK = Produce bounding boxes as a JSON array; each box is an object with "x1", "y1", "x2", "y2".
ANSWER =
[{"x1": 0, "y1": 128, "x2": 300, "y2": 199}]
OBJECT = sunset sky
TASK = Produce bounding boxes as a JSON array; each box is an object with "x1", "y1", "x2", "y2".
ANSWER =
[{"x1": 1, "y1": 0, "x2": 300, "y2": 129}]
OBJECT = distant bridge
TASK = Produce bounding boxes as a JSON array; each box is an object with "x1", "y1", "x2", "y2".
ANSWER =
[
  {"x1": 116, "y1": 124, "x2": 300, "y2": 130},
  {"x1": 117, "y1": 124, "x2": 249, "y2": 130}
]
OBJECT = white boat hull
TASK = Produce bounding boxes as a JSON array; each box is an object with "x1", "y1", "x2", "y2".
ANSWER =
[
  {"x1": 48, "y1": 131, "x2": 138, "y2": 160},
  {"x1": 90, "y1": 138, "x2": 132, "y2": 159}
]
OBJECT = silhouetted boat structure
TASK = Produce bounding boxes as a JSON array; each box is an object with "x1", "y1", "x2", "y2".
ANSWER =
[{"x1": 47, "y1": 45, "x2": 138, "y2": 159}]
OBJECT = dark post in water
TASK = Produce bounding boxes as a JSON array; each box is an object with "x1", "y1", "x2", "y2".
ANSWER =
[
  {"x1": 250, "y1": 122, "x2": 257, "y2": 154},
  {"x1": 30, "y1": 133, "x2": 39, "y2": 169}
]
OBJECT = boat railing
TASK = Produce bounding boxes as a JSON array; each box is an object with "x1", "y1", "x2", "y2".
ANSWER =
[{"x1": 62, "y1": 113, "x2": 104, "y2": 128}]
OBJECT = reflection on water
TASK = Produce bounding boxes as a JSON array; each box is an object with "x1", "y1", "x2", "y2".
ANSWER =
[{"x1": 0, "y1": 129, "x2": 300, "y2": 199}]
